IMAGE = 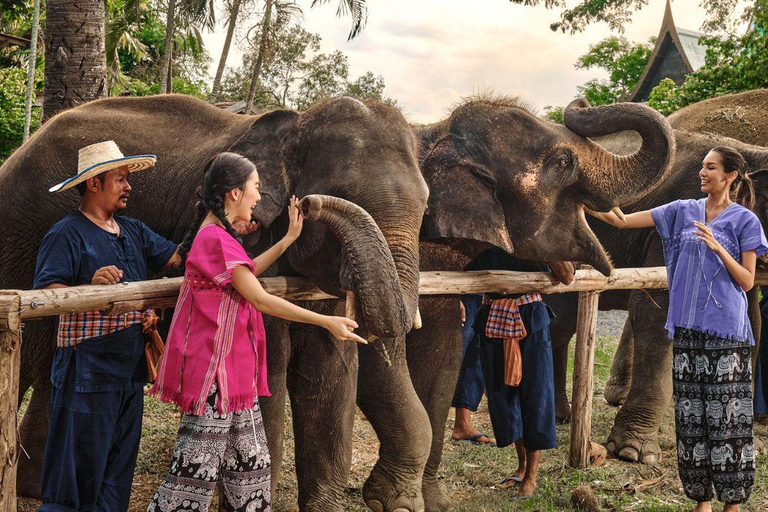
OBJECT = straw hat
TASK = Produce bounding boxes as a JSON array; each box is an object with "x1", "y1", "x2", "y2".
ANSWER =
[{"x1": 49, "y1": 140, "x2": 157, "y2": 193}]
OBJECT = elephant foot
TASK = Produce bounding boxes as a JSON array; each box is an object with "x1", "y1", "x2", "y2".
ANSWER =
[
  {"x1": 422, "y1": 478, "x2": 450, "y2": 512},
  {"x1": 555, "y1": 397, "x2": 571, "y2": 424},
  {"x1": 605, "y1": 426, "x2": 661, "y2": 464},
  {"x1": 603, "y1": 375, "x2": 631, "y2": 406},
  {"x1": 363, "y1": 464, "x2": 425, "y2": 512}
]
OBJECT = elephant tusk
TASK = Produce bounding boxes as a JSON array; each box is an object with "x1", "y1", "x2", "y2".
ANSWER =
[
  {"x1": 412, "y1": 307, "x2": 422, "y2": 330},
  {"x1": 611, "y1": 206, "x2": 626, "y2": 222}
]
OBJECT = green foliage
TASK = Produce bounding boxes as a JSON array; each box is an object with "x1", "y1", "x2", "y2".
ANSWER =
[
  {"x1": 574, "y1": 36, "x2": 653, "y2": 106},
  {"x1": 221, "y1": 23, "x2": 389, "y2": 110},
  {"x1": 543, "y1": 105, "x2": 564, "y2": 124},
  {"x1": 647, "y1": 0, "x2": 768, "y2": 114},
  {"x1": 0, "y1": 67, "x2": 42, "y2": 160}
]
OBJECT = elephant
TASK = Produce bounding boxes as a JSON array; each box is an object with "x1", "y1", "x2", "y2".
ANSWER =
[
  {"x1": 741, "y1": 442, "x2": 755, "y2": 470},
  {"x1": 725, "y1": 398, "x2": 752, "y2": 424},
  {"x1": 692, "y1": 441, "x2": 709, "y2": 467},
  {"x1": 403, "y1": 96, "x2": 676, "y2": 510},
  {"x1": 1, "y1": 93, "x2": 432, "y2": 507},
  {"x1": 716, "y1": 353, "x2": 745, "y2": 382},
  {"x1": 674, "y1": 352, "x2": 693, "y2": 379},
  {"x1": 706, "y1": 400, "x2": 725, "y2": 428},
  {"x1": 543, "y1": 122, "x2": 768, "y2": 464},
  {"x1": 695, "y1": 353, "x2": 713, "y2": 378},
  {"x1": 677, "y1": 397, "x2": 704, "y2": 424},
  {"x1": 711, "y1": 444, "x2": 737, "y2": 471}
]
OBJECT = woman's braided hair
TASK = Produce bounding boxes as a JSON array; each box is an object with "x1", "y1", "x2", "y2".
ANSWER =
[
  {"x1": 711, "y1": 146, "x2": 755, "y2": 211},
  {"x1": 179, "y1": 152, "x2": 257, "y2": 261}
]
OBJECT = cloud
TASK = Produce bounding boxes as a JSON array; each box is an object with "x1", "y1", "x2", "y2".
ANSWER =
[{"x1": 205, "y1": 0, "x2": 709, "y2": 122}]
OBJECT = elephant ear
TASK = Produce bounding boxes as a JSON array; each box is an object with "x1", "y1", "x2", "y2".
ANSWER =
[
  {"x1": 420, "y1": 133, "x2": 514, "y2": 253},
  {"x1": 229, "y1": 109, "x2": 300, "y2": 227},
  {"x1": 748, "y1": 168, "x2": 768, "y2": 195}
]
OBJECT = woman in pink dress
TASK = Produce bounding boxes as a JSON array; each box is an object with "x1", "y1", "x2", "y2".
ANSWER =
[{"x1": 147, "y1": 152, "x2": 365, "y2": 512}]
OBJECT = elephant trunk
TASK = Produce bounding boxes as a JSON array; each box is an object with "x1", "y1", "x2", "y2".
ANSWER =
[
  {"x1": 565, "y1": 98, "x2": 676, "y2": 210},
  {"x1": 300, "y1": 194, "x2": 409, "y2": 337}
]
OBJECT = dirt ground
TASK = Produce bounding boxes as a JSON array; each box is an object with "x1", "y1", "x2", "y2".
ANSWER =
[{"x1": 16, "y1": 318, "x2": 768, "y2": 511}]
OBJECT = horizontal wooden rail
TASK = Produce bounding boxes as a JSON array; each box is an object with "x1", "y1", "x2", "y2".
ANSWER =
[{"x1": 2, "y1": 267, "x2": 768, "y2": 322}]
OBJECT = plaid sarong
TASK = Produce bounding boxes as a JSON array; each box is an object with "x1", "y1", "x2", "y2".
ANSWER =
[
  {"x1": 485, "y1": 293, "x2": 542, "y2": 340},
  {"x1": 57, "y1": 309, "x2": 151, "y2": 348}
]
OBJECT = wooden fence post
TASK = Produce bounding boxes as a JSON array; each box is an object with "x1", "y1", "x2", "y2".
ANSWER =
[
  {"x1": 0, "y1": 293, "x2": 22, "y2": 509},
  {"x1": 568, "y1": 290, "x2": 600, "y2": 469}
]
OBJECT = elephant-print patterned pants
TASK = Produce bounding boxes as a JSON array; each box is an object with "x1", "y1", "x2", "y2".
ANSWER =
[
  {"x1": 147, "y1": 383, "x2": 271, "y2": 512},
  {"x1": 673, "y1": 328, "x2": 754, "y2": 504}
]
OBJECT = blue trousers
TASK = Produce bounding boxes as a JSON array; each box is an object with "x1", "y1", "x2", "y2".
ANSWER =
[
  {"x1": 476, "y1": 302, "x2": 557, "y2": 450},
  {"x1": 39, "y1": 328, "x2": 145, "y2": 512},
  {"x1": 452, "y1": 294, "x2": 485, "y2": 411}
]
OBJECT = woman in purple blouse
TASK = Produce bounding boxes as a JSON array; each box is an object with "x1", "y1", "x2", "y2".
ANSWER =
[{"x1": 589, "y1": 146, "x2": 767, "y2": 512}]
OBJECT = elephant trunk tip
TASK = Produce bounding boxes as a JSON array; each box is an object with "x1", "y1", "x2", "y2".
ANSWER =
[{"x1": 299, "y1": 195, "x2": 323, "y2": 221}]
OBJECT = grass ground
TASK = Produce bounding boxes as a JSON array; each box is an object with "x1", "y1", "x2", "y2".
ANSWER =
[{"x1": 17, "y1": 333, "x2": 768, "y2": 511}]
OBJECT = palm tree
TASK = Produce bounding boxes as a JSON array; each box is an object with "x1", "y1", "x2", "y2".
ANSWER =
[
  {"x1": 44, "y1": 0, "x2": 107, "y2": 121},
  {"x1": 106, "y1": 0, "x2": 149, "y2": 90},
  {"x1": 312, "y1": 0, "x2": 368, "y2": 40},
  {"x1": 209, "y1": 0, "x2": 244, "y2": 102},
  {"x1": 158, "y1": 0, "x2": 214, "y2": 94}
]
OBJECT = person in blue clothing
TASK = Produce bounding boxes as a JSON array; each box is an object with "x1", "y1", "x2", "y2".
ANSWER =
[
  {"x1": 34, "y1": 141, "x2": 181, "y2": 511},
  {"x1": 589, "y1": 146, "x2": 767, "y2": 512},
  {"x1": 467, "y1": 248, "x2": 559, "y2": 500}
]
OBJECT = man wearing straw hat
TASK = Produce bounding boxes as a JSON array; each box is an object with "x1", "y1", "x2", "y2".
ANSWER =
[{"x1": 34, "y1": 141, "x2": 181, "y2": 511}]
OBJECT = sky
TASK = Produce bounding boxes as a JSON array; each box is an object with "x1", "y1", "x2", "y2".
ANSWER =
[{"x1": 203, "y1": 0, "x2": 709, "y2": 123}]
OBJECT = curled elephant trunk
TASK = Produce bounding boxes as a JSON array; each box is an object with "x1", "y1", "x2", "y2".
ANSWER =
[
  {"x1": 300, "y1": 194, "x2": 409, "y2": 337},
  {"x1": 565, "y1": 98, "x2": 676, "y2": 211}
]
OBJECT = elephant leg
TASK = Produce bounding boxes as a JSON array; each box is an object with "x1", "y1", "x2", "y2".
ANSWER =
[
  {"x1": 17, "y1": 318, "x2": 57, "y2": 499},
  {"x1": 606, "y1": 289, "x2": 671, "y2": 464},
  {"x1": 287, "y1": 303, "x2": 358, "y2": 512},
  {"x1": 405, "y1": 297, "x2": 462, "y2": 512},
  {"x1": 358, "y1": 333, "x2": 431, "y2": 512},
  {"x1": 604, "y1": 317, "x2": 635, "y2": 406},
  {"x1": 547, "y1": 295, "x2": 577, "y2": 423},
  {"x1": 259, "y1": 315, "x2": 290, "y2": 499}
]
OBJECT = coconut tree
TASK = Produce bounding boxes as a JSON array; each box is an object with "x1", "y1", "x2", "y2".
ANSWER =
[
  {"x1": 43, "y1": 0, "x2": 107, "y2": 121},
  {"x1": 158, "y1": 0, "x2": 215, "y2": 94},
  {"x1": 209, "y1": 0, "x2": 245, "y2": 102}
]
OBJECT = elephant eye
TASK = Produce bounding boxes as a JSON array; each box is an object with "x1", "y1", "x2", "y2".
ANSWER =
[{"x1": 559, "y1": 158, "x2": 568, "y2": 169}]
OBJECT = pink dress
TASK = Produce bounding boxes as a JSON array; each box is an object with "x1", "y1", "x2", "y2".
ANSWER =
[{"x1": 150, "y1": 224, "x2": 270, "y2": 415}]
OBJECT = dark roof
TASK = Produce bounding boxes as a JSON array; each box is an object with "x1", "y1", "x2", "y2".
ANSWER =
[
  {"x1": 0, "y1": 32, "x2": 30, "y2": 48},
  {"x1": 624, "y1": 0, "x2": 707, "y2": 103}
]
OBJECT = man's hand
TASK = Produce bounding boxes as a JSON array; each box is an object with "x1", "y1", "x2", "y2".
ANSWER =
[
  {"x1": 459, "y1": 300, "x2": 466, "y2": 326},
  {"x1": 233, "y1": 218, "x2": 261, "y2": 236},
  {"x1": 91, "y1": 266, "x2": 123, "y2": 285},
  {"x1": 549, "y1": 261, "x2": 575, "y2": 285}
]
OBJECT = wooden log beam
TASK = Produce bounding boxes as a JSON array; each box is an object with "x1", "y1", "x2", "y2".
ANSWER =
[
  {"x1": 8, "y1": 266, "x2": 768, "y2": 322},
  {"x1": 569, "y1": 290, "x2": 600, "y2": 469},
  {"x1": 0, "y1": 294, "x2": 21, "y2": 509}
]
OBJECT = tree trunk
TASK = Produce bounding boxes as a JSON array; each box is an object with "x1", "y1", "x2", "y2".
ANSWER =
[
  {"x1": 23, "y1": 0, "x2": 41, "y2": 140},
  {"x1": 244, "y1": 0, "x2": 274, "y2": 114},
  {"x1": 209, "y1": 0, "x2": 243, "y2": 103},
  {"x1": 43, "y1": 0, "x2": 107, "y2": 122},
  {"x1": 159, "y1": 0, "x2": 177, "y2": 95}
]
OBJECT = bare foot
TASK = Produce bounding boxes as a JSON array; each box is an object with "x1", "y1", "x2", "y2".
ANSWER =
[
  {"x1": 517, "y1": 478, "x2": 536, "y2": 498},
  {"x1": 723, "y1": 504, "x2": 740, "y2": 512},
  {"x1": 693, "y1": 502, "x2": 711, "y2": 512}
]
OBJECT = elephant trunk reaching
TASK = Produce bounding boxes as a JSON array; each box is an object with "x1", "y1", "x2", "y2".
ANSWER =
[
  {"x1": 299, "y1": 194, "x2": 409, "y2": 337},
  {"x1": 564, "y1": 98, "x2": 676, "y2": 211}
]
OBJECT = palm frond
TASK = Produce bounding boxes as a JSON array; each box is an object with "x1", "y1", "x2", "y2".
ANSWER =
[{"x1": 310, "y1": 0, "x2": 367, "y2": 40}]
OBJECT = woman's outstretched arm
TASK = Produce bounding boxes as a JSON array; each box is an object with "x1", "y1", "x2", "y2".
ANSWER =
[
  {"x1": 585, "y1": 208, "x2": 656, "y2": 230},
  {"x1": 231, "y1": 265, "x2": 368, "y2": 344}
]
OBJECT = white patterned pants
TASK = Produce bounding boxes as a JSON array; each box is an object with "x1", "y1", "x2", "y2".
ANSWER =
[
  {"x1": 147, "y1": 383, "x2": 271, "y2": 512},
  {"x1": 673, "y1": 327, "x2": 754, "y2": 504}
]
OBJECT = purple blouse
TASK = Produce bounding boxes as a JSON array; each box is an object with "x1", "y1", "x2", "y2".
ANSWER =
[{"x1": 651, "y1": 198, "x2": 768, "y2": 344}]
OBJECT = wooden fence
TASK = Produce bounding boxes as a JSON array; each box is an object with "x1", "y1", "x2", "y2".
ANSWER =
[{"x1": 2, "y1": 267, "x2": 766, "y2": 507}]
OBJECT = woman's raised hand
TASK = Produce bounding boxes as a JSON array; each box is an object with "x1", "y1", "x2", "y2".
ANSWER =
[
  {"x1": 286, "y1": 195, "x2": 304, "y2": 242},
  {"x1": 324, "y1": 316, "x2": 368, "y2": 344},
  {"x1": 693, "y1": 221, "x2": 724, "y2": 255}
]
